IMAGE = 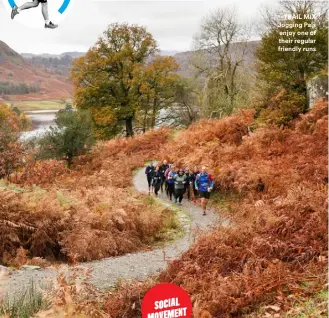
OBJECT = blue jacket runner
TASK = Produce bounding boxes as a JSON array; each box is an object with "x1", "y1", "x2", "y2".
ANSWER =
[
  {"x1": 167, "y1": 171, "x2": 177, "y2": 184},
  {"x1": 195, "y1": 172, "x2": 214, "y2": 192}
]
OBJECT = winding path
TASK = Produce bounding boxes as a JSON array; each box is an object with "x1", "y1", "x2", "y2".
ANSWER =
[{"x1": 1, "y1": 166, "x2": 229, "y2": 298}]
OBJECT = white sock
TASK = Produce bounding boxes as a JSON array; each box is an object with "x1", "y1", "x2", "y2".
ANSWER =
[
  {"x1": 17, "y1": 8, "x2": 21, "y2": 13},
  {"x1": 45, "y1": 19, "x2": 50, "y2": 24}
]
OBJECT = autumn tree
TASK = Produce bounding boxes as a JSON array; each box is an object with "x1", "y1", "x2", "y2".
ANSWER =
[
  {"x1": 134, "y1": 56, "x2": 180, "y2": 132},
  {"x1": 0, "y1": 104, "x2": 30, "y2": 178},
  {"x1": 192, "y1": 7, "x2": 252, "y2": 117},
  {"x1": 71, "y1": 23, "x2": 158, "y2": 138},
  {"x1": 255, "y1": 1, "x2": 328, "y2": 124}
]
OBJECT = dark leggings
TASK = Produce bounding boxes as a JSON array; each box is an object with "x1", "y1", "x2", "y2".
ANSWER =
[
  {"x1": 168, "y1": 183, "x2": 175, "y2": 200},
  {"x1": 147, "y1": 176, "x2": 152, "y2": 188},
  {"x1": 193, "y1": 187, "x2": 198, "y2": 199},
  {"x1": 185, "y1": 185, "x2": 191, "y2": 200},
  {"x1": 154, "y1": 182, "x2": 161, "y2": 196},
  {"x1": 165, "y1": 180, "x2": 169, "y2": 196},
  {"x1": 175, "y1": 189, "x2": 185, "y2": 203},
  {"x1": 160, "y1": 177, "x2": 166, "y2": 191}
]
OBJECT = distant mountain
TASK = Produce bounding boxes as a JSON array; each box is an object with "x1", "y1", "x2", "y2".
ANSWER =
[
  {"x1": 22, "y1": 52, "x2": 86, "y2": 59},
  {"x1": 21, "y1": 52, "x2": 85, "y2": 76},
  {"x1": 18, "y1": 41, "x2": 259, "y2": 84},
  {"x1": 60, "y1": 52, "x2": 86, "y2": 58},
  {"x1": 174, "y1": 40, "x2": 260, "y2": 77},
  {"x1": 0, "y1": 40, "x2": 24, "y2": 65},
  {"x1": 21, "y1": 53, "x2": 35, "y2": 59},
  {"x1": 0, "y1": 41, "x2": 72, "y2": 101},
  {"x1": 20, "y1": 50, "x2": 181, "y2": 77},
  {"x1": 160, "y1": 50, "x2": 179, "y2": 56},
  {"x1": 21, "y1": 53, "x2": 60, "y2": 59},
  {"x1": 22, "y1": 50, "x2": 178, "y2": 59}
]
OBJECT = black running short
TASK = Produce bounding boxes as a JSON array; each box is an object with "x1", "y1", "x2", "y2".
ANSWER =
[
  {"x1": 199, "y1": 191, "x2": 210, "y2": 199},
  {"x1": 38, "y1": 0, "x2": 47, "y2": 3}
]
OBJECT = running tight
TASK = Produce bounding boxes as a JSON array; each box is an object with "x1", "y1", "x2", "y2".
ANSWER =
[
  {"x1": 175, "y1": 189, "x2": 185, "y2": 203},
  {"x1": 167, "y1": 183, "x2": 175, "y2": 200}
]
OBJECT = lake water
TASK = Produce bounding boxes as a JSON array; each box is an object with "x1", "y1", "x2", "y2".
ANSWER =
[
  {"x1": 21, "y1": 110, "x2": 58, "y2": 140},
  {"x1": 20, "y1": 108, "x2": 170, "y2": 140}
]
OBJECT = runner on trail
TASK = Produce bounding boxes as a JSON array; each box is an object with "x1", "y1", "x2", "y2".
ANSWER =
[
  {"x1": 164, "y1": 164, "x2": 172, "y2": 197},
  {"x1": 174, "y1": 168, "x2": 187, "y2": 205},
  {"x1": 191, "y1": 165, "x2": 200, "y2": 204},
  {"x1": 145, "y1": 162, "x2": 155, "y2": 194},
  {"x1": 195, "y1": 166, "x2": 214, "y2": 215},
  {"x1": 159, "y1": 160, "x2": 169, "y2": 193},
  {"x1": 152, "y1": 166, "x2": 162, "y2": 197},
  {"x1": 11, "y1": 0, "x2": 58, "y2": 29},
  {"x1": 167, "y1": 165, "x2": 177, "y2": 201},
  {"x1": 184, "y1": 168, "x2": 193, "y2": 201}
]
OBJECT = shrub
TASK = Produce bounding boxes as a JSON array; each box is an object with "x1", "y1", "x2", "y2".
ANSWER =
[
  {"x1": 0, "y1": 104, "x2": 30, "y2": 178},
  {"x1": 1, "y1": 129, "x2": 173, "y2": 263},
  {"x1": 255, "y1": 89, "x2": 307, "y2": 127},
  {"x1": 38, "y1": 110, "x2": 95, "y2": 168}
]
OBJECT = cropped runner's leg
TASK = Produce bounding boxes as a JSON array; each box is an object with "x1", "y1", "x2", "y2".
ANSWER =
[
  {"x1": 12, "y1": 1, "x2": 38, "y2": 20},
  {"x1": 41, "y1": 1, "x2": 49, "y2": 23},
  {"x1": 41, "y1": 1, "x2": 58, "y2": 28},
  {"x1": 18, "y1": 0, "x2": 39, "y2": 11},
  {"x1": 174, "y1": 189, "x2": 179, "y2": 203},
  {"x1": 179, "y1": 190, "x2": 184, "y2": 203}
]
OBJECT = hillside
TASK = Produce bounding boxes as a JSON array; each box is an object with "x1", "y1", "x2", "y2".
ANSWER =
[
  {"x1": 0, "y1": 40, "x2": 24, "y2": 65},
  {"x1": 20, "y1": 42, "x2": 259, "y2": 81},
  {"x1": 103, "y1": 100, "x2": 328, "y2": 317},
  {"x1": 174, "y1": 40, "x2": 259, "y2": 77},
  {"x1": 21, "y1": 50, "x2": 179, "y2": 77},
  {"x1": 0, "y1": 41, "x2": 72, "y2": 101},
  {"x1": 22, "y1": 50, "x2": 178, "y2": 60},
  {"x1": 1, "y1": 100, "x2": 326, "y2": 316}
]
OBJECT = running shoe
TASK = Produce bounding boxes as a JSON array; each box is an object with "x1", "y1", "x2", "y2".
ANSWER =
[
  {"x1": 11, "y1": 6, "x2": 18, "y2": 19},
  {"x1": 45, "y1": 21, "x2": 58, "y2": 29}
]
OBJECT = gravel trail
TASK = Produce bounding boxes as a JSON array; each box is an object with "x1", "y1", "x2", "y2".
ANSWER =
[{"x1": 1, "y1": 166, "x2": 229, "y2": 298}]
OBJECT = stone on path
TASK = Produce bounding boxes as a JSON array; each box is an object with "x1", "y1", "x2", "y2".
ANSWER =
[
  {"x1": 0, "y1": 265, "x2": 10, "y2": 272},
  {"x1": 21, "y1": 265, "x2": 41, "y2": 271}
]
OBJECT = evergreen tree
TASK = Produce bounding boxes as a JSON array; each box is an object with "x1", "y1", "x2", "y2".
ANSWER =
[{"x1": 255, "y1": 0, "x2": 328, "y2": 123}]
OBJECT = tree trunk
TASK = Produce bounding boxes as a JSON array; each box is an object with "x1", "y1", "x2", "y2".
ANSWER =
[
  {"x1": 67, "y1": 155, "x2": 73, "y2": 169},
  {"x1": 143, "y1": 109, "x2": 148, "y2": 133},
  {"x1": 125, "y1": 117, "x2": 134, "y2": 137},
  {"x1": 151, "y1": 98, "x2": 157, "y2": 128}
]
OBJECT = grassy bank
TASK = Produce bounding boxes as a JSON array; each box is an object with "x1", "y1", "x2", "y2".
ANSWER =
[
  {"x1": 4, "y1": 100, "x2": 70, "y2": 111},
  {"x1": 0, "y1": 282, "x2": 50, "y2": 318}
]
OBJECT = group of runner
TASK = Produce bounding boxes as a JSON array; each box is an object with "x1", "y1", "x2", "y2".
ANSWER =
[{"x1": 145, "y1": 160, "x2": 214, "y2": 215}]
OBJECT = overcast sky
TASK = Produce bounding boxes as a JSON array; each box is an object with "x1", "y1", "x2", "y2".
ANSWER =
[{"x1": 0, "y1": 0, "x2": 272, "y2": 54}]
